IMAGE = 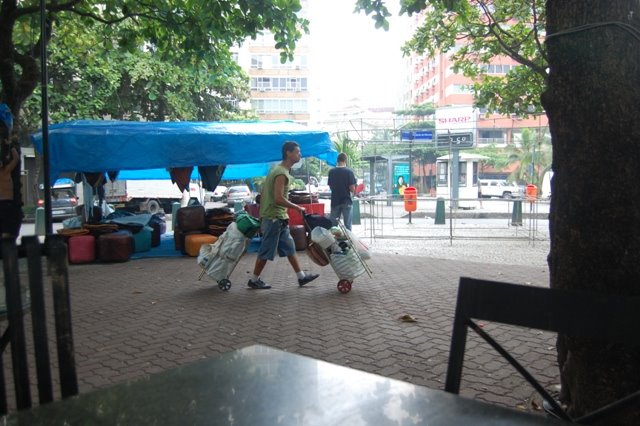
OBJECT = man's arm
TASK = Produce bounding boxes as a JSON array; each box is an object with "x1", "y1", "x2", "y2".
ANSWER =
[
  {"x1": 349, "y1": 170, "x2": 357, "y2": 195},
  {"x1": 273, "y1": 175, "x2": 305, "y2": 212}
]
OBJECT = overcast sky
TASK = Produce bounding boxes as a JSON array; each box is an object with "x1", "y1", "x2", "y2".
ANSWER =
[{"x1": 308, "y1": 0, "x2": 413, "y2": 109}]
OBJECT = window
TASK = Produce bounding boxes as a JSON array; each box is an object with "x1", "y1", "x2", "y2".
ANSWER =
[
  {"x1": 478, "y1": 129, "x2": 505, "y2": 145},
  {"x1": 437, "y1": 162, "x2": 448, "y2": 186},
  {"x1": 473, "y1": 162, "x2": 479, "y2": 185},
  {"x1": 480, "y1": 64, "x2": 515, "y2": 74},
  {"x1": 250, "y1": 99, "x2": 309, "y2": 114},
  {"x1": 251, "y1": 77, "x2": 308, "y2": 92},
  {"x1": 459, "y1": 161, "x2": 467, "y2": 185}
]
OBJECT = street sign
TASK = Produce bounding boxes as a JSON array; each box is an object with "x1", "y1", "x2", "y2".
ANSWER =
[
  {"x1": 436, "y1": 132, "x2": 474, "y2": 149},
  {"x1": 401, "y1": 130, "x2": 433, "y2": 141}
]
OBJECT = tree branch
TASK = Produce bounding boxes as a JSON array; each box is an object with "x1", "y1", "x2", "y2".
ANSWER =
[
  {"x1": 15, "y1": 0, "x2": 82, "y2": 18},
  {"x1": 531, "y1": 0, "x2": 548, "y2": 63},
  {"x1": 476, "y1": 1, "x2": 547, "y2": 77},
  {"x1": 66, "y1": 9, "x2": 168, "y2": 25}
]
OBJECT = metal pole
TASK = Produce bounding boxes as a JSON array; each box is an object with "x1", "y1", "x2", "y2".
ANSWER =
[
  {"x1": 40, "y1": 0, "x2": 52, "y2": 235},
  {"x1": 408, "y1": 134, "x2": 413, "y2": 224}
]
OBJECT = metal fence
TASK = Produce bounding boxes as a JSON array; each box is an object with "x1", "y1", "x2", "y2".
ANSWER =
[{"x1": 357, "y1": 196, "x2": 549, "y2": 245}]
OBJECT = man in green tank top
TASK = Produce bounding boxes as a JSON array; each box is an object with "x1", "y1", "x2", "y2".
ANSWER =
[{"x1": 248, "y1": 141, "x2": 319, "y2": 289}]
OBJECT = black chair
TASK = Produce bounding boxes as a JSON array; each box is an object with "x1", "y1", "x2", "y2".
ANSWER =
[
  {"x1": 445, "y1": 276, "x2": 640, "y2": 424},
  {"x1": 0, "y1": 235, "x2": 78, "y2": 415}
]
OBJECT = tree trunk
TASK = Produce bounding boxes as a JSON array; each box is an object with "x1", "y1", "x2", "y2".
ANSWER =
[{"x1": 542, "y1": 1, "x2": 640, "y2": 423}]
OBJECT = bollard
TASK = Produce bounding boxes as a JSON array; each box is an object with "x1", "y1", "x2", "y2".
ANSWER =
[
  {"x1": 352, "y1": 198, "x2": 361, "y2": 225},
  {"x1": 171, "y1": 202, "x2": 181, "y2": 230},
  {"x1": 35, "y1": 207, "x2": 45, "y2": 236},
  {"x1": 511, "y1": 200, "x2": 523, "y2": 226},
  {"x1": 435, "y1": 197, "x2": 446, "y2": 225}
]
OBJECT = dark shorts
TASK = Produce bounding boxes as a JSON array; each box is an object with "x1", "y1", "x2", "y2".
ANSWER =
[{"x1": 0, "y1": 200, "x2": 21, "y2": 237}]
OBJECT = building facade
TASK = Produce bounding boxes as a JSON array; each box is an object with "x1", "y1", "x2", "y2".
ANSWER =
[
  {"x1": 406, "y1": 11, "x2": 548, "y2": 148},
  {"x1": 234, "y1": 0, "x2": 311, "y2": 125}
]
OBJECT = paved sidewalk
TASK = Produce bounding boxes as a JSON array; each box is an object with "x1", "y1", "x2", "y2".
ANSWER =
[{"x1": 62, "y1": 248, "x2": 555, "y2": 417}]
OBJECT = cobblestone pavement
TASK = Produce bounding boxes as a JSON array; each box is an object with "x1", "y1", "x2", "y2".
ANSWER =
[
  {"x1": 59, "y1": 240, "x2": 555, "y2": 418},
  {"x1": 15, "y1": 203, "x2": 555, "y2": 417}
]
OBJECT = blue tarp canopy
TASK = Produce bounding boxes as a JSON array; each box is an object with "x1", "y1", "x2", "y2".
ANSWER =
[{"x1": 32, "y1": 120, "x2": 337, "y2": 181}]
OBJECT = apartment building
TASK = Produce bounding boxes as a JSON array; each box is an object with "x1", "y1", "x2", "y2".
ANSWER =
[{"x1": 234, "y1": 1, "x2": 311, "y2": 125}]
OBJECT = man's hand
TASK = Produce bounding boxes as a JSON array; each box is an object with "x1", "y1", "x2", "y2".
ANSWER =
[{"x1": 298, "y1": 206, "x2": 306, "y2": 214}]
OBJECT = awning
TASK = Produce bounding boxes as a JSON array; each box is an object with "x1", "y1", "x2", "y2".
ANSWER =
[{"x1": 32, "y1": 119, "x2": 337, "y2": 181}]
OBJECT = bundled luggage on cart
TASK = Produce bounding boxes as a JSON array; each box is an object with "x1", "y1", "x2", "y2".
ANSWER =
[
  {"x1": 305, "y1": 214, "x2": 372, "y2": 294},
  {"x1": 197, "y1": 211, "x2": 260, "y2": 291}
]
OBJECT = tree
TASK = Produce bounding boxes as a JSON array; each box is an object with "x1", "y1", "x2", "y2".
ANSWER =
[
  {"x1": 19, "y1": 14, "x2": 257, "y2": 129},
  {"x1": 0, "y1": 0, "x2": 307, "y2": 224},
  {"x1": 542, "y1": 2, "x2": 640, "y2": 422},
  {"x1": 358, "y1": 0, "x2": 640, "y2": 421},
  {"x1": 1, "y1": 0, "x2": 308, "y2": 125},
  {"x1": 356, "y1": 0, "x2": 547, "y2": 117}
]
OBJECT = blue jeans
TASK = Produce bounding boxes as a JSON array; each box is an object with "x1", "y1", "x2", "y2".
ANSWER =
[{"x1": 330, "y1": 203, "x2": 353, "y2": 230}]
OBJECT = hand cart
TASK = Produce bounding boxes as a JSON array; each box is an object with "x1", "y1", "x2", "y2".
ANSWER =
[
  {"x1": 308, "y1": 218, "x2": 372, "y2": 294},
  {"x1": 197, "y1": 233, "x2": 248, "y2": 291}
]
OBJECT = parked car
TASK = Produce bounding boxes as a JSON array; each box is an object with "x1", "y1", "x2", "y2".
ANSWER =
[
  {"x1": 205, "y1": 185, "x2": 228, "y2": 202},
  {"x1": 317, "y1": 177, "x2": 331, "y2": 199},
  {"x1": 223, "y1": 185, "x2": 253, "y2": 206},
  {"x1": 38, "y1": 187, "x2": 78, "y2": 221},
  {"x1": 479, "y1": 179, "x2": 522, "y2": 199}
]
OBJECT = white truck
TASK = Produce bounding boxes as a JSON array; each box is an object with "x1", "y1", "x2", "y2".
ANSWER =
[
  {"x1": 478, "y1": 179, "x2": 522, "y2": 199},
  {"x1": 104, "y1": 180, "x2": 205, "y2": 214}
]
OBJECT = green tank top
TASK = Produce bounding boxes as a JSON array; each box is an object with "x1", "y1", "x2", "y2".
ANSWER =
[{"x1": 259, "y1": 164, "x2": 292, "y2": 220}]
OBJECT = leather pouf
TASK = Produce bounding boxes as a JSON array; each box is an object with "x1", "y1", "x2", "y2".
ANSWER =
[
  {"x1": 68, "y1": 235, "x2": 96, "y2": 264},
  {"x1": 132, "y1": 226, "x2": 153, "y2": 253},
  {"x1": 185, "y1": 234, "x2": 218, "y2": 257},
  {"x1": 98, "y1": 231, "x2": 133, "y2": 262},
  {"x1": 176, "y1": 206, "x2": 206, "y2": 232}
]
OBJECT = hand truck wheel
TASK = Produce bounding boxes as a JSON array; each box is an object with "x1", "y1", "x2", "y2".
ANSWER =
[
  {"x1": 218, "y1": 279, "x2": 232, "y2": 291},
  {"x1": 337, "y1": 279, "x2": 352, "y2": 294}
]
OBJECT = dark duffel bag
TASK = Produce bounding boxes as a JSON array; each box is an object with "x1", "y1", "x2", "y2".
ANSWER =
[{"x1": 304, "y1": 213, "x2": 332, "y2": 231}]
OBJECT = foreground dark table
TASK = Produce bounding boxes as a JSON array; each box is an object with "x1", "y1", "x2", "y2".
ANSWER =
[{"x1": 3, "y1": 344, "x2": 563, "y2": 425}]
